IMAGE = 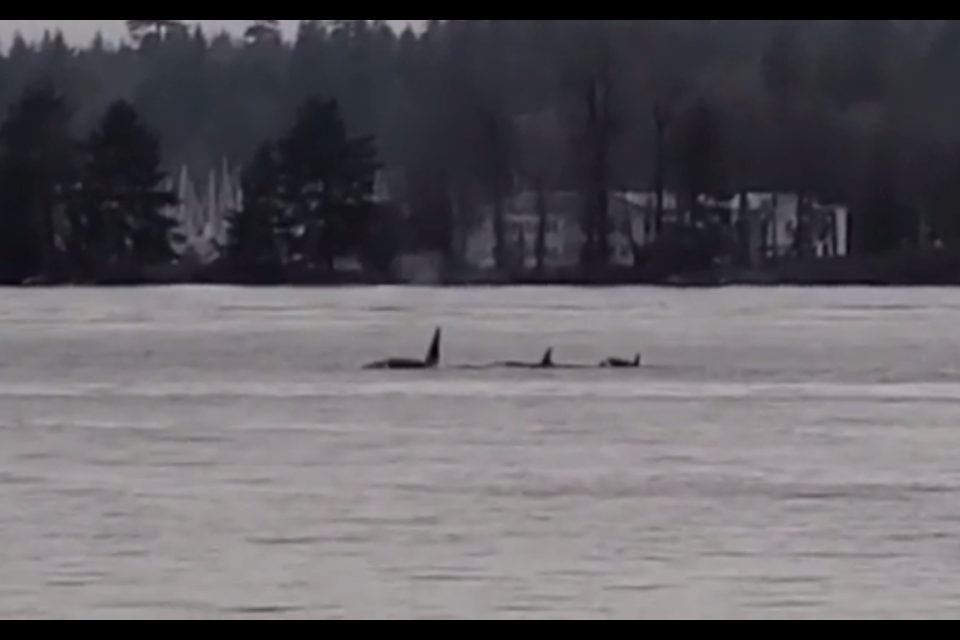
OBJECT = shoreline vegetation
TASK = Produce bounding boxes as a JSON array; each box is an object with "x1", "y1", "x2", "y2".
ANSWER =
[
  {"x1": 4, "y1": 21, "x2": 960, "y2": 289},
  {"x1": 19, "y1": 247, "x2": 960, "y2": 288}
]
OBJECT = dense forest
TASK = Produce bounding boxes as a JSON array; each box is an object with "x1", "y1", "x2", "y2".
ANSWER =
[{"x1": 2, "y1": 20, "x2": 960, "y2": 285}]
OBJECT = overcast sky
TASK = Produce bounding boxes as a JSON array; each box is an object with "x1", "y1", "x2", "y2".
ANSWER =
[{"x1": 0, "y1": 20, "x2": 418, "y2": 43}]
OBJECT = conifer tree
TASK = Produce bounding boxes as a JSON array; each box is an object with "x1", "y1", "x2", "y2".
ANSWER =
[
  {"x1": 222, "y1": 141, "x2": 285, "y2": 280},
  {"x1": 76, "y1": 99, "x2": 179, "y2": 275},
  {"x1": 274, "y1": 96, "x2": 380, "y2": 271},
  {"x1": 0, "y1": 80, "x2": 76, "y2": 282}
]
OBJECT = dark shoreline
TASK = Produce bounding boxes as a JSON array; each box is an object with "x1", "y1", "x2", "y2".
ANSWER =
[
  {"x1": 13, "y1": 276, "x2": 960, "y2": 289},
  {"x1": 11, "y1": 248, "x2": 960, "y2": 289}
]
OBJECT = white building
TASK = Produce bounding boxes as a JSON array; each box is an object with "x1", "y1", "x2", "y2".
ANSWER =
[
  {"x1": 466, "y1": 189, "x2": 850, "y2": 271},
  {"x1": 720, "y1": 192, "x2": 850, "y2": 263},
  {"x1": 466, "y1": 190, "x2": 650, "y2": 270}
]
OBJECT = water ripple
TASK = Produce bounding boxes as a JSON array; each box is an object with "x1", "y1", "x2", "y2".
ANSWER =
[
  {"x1": 220, "y1": 605, "x2": 305, "y2": 616},
  {"x1": 248, "y1": 537, "x2": 324, "y2": 547}
]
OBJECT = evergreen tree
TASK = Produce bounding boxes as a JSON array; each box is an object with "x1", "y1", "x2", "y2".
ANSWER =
[
  {"x1": 676, "y1": 97, "x2": 722, "y2": 221},
  {"x1": 274, "y1": 96, "x2": 380, "y2": 271},
  {"x1": 857, "y1": 130, "x2": 915, "y2": 254},
  {"x1": 75, "y1": 99, "x2": 178, "y2": 276},
  {"x1": 0, "y1": 80, "x2": 77, "y2": 282},
  {"x1": 222, "y1": 141, "x2": 285, "y2": 280},
  {"x1": 762, "y1": 22, "x2": 808, "y2": 106},
  {"x1": 818, "y1": 20, "x2": 902, "y2": 108}
]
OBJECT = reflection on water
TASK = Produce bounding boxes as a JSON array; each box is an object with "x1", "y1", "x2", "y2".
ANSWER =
[{"x1": 1, "y1": 286, "x2": 960, "y2": 619}]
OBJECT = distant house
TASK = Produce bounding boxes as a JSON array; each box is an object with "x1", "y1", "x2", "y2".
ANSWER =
[
  {"x1": 717, "y1": 192, "x2": 851, "y2": 264},
  {"x1": 466, "y1": 189, "x2": 851, "y2": 271},
  {"x1": 466, "y1": 190, "x2": 650, "y2": 270}
]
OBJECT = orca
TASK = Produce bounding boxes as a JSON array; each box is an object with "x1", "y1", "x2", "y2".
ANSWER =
[
  {"x1": 364, "y1": 328, "x2": 441, "y2": 370},
  {"x1": 600, "y1": 354, "x2": 642, "y2": 368},
  {"x1": 501, "y1": 348, "x2": 555, "y2": 369}
]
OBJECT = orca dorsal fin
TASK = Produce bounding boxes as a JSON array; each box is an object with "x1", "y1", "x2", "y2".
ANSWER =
[
  {"x1": 634, "y1": 354, "x2": 642, "y2": 367},
  {"x1": 424, "y1": 328, "x2": 441, "y2": 367},
  {"x1": 541, "y1": 348, "x2": 553, "y2": 367}
]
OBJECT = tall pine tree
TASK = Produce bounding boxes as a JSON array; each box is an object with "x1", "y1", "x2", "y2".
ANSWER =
[
  {"x1": 222, "y1": 141, "x2": 285, "y2": 280},
  {"x1": 274, "y1": 96, "x2": 380, "y2": 271},
  {"x1": 0, "y1": 80, "x2": 77, "y2": 283},
  {"x1": 75, "y1": 99, "x2": 179, "y2": 278}
]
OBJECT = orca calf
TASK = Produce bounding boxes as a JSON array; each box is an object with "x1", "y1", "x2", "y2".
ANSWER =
[
  {"x1": 364, "y1": 328, "x2": 441, "y2": 370},
  {"x1": 600, "y1": 354, "x2": 642, "y2": 368}
]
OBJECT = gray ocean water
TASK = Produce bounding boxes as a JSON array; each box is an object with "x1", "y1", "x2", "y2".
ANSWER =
[{"x1": 2, "y1": 286, "x2": 960, "y2": 619}]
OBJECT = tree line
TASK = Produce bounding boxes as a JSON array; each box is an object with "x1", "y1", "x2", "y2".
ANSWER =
[
  {"x1": 2, "y1": 20, "x2": 960, "y2": 284},
  {"x1": 0, "y1": 79, "x2": 384, "y2": 284}
]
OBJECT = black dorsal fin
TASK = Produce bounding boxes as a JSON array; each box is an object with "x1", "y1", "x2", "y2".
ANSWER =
[
  {"x1": 541, "y1": 348, "x2": 553, "y2": 367},
  {"x1": 424, "y1": 328, "x2": 441, "y2": 367}
]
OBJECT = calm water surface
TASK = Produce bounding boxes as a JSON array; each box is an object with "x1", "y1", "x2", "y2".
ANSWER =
[{"x1": 1, "y1": 286, "x2": 960, "y2": 619}]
